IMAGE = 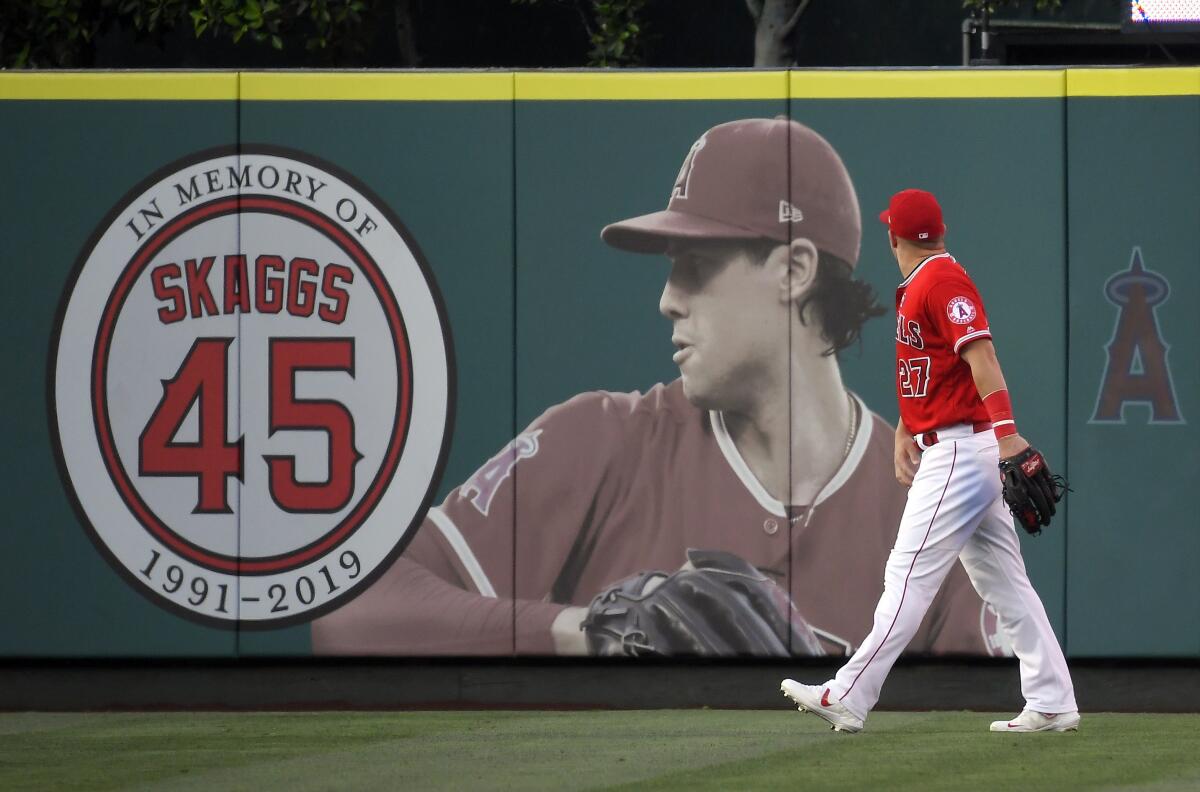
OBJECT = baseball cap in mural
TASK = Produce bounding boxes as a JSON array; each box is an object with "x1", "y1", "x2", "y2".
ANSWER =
[
  {"x1": 600, "y1": 117, "x2": 862, "y2": 267},
  {"x1": 878, "y1": 189, "x2": 946, "y2": 242}
]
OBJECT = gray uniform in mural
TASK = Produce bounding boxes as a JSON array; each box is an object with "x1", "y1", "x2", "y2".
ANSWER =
[{"x1": 312, "y1": 118, "x2": 1002, "y2": 657}]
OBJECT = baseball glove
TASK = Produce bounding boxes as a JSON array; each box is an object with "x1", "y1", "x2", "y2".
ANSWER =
[
  {"x1": 999, "y1": 446, "x2": 1068, "y2": 536},
  {"x1": 580, "y1": 548, "x2": 825, "y2": 657}
]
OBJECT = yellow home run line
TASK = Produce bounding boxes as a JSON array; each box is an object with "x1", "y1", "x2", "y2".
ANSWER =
[
  {"x1": 1, "y1": 68, "x2": 1197, "y2": 101},
  {"x1": 1067, "y1": 67, "x2": 1200, "y2": 97},
  {"x1": 515, "y1": 71, "x2": 787, "y2": 100},
  {"x1": 0, "y1": 72, "x2": 239, "y2": 100},
  {"x1": 241, "y1": 71, "x2": 513, "y2": 100},
  {"x1": 790, "y1": 69, "x2": 1065, "y2": 98}
]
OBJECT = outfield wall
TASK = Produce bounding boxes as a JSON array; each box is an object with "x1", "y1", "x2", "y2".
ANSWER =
[{"x1": 0, "y1": 68, "x2": 1196, "y2": 659}]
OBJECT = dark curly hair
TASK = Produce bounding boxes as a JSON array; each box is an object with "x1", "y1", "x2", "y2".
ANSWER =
[{"x1": 746, "y1": 239, "x2": 886, "y2": 357}]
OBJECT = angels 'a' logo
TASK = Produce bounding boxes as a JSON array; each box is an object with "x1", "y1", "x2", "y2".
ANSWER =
[
  {"x1": 670, "y1": 135, "x2": 707, "y2": 202},
  {"x1": 50, "y1": 146, "x2": 454, "y2": 627},
  {"x1": 946, "y1": 296, "x2": 976, "y2": 325},
  {"x1": 1091, "y1": 248, "x2": 1183, "y2": 424},
  {"x1": 460, "y1": 429, "x2": 543, "y2": 517}
]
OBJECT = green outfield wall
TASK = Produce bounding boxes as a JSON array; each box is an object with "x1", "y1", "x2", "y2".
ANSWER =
[{"x1": 0, "y1": 68, "x2": 1196, "y2": 659}]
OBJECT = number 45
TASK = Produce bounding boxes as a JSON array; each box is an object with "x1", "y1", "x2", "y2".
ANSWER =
[{"x1": 138, "y1": 337, "x2": 362, "y2": 515}]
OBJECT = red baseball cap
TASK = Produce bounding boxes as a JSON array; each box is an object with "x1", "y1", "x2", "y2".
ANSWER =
[
  {"x1": 601, "y1": 118, "x2": 862, "y2": 267},
  {"x1": 878, "y1": 189, "x2": 945, "y2": 242}
]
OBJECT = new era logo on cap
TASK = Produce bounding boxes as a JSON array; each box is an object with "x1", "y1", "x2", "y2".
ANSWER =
[
  {"x1": 778, "y1": 201, "x2": 804, "y2": 223},
  {"x1": 879, "y1": 188, "x2": 945, "y2": 243}
]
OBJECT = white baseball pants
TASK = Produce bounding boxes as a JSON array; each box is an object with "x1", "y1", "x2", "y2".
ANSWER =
[{"x1": 829, "y1": 427, "x2": 1077, "y2": 720}]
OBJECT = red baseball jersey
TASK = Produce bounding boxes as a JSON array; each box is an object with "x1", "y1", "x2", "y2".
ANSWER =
[
  {"x1": 313, "y1": 379, "x2": 1006, "y2": 657},
  {"x1": 895, "y1": 253, "x2": 993, "y2": 434}
]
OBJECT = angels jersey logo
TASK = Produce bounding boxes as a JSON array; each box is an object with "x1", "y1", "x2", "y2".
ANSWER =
[
  {"x1": 946, "y1": 296, "x2": 976, "y2": 325},
  {"x1": 461, "y1": 429, "x2": 543, "y2": 517},
  {"x1": 50, "y1": 146, "x2": 453, "y2": 627}
]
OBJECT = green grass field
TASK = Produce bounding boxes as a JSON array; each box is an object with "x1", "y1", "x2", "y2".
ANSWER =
[{"x1": 2, "y1": 710, "x2": 1198, "y2": 791}]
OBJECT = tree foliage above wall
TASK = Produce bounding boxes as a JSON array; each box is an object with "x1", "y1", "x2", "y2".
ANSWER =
[
  {"x1": 1, "y1": 0, "x2": 378, "y2": 69},
  {"x1": 2, "y1": 0, "x2": 1125, "y2": 71}
]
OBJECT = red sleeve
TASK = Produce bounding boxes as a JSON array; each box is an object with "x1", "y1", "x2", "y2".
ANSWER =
[
  {"x1": 443, "y1": 391, "x2": 633, "y2": 605},
  {"x1": 311, "y1": 391, "x2": 634, "y2": 655},
  {"x1": 309, "y1": 554, "x2": 567, "y2": 655},
  {"x1": 924, "y1": 272, "x2": 992, "y2": 355}
]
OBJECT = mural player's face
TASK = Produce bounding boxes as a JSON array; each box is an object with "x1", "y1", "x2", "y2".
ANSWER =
[{"x1": 660, "y1": 239, "x2": 786, "y2": 411}]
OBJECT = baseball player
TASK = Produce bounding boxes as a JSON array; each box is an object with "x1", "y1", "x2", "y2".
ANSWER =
[
  {"x1": 312, "y1": 121, "x2": 1003, "y2": 658},
  {"x1": 782, "y1": 189, "x2": 1078, "y2": 732}
]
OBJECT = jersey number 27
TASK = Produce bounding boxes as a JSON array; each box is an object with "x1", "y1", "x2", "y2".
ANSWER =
[{"x1": 899, "y1": 357, "x2": 931, "y2": 398}]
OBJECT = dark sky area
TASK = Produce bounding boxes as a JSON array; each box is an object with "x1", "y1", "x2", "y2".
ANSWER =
[{"x1": 84, "y1": 0, "x2": 1196, "y2": 69}]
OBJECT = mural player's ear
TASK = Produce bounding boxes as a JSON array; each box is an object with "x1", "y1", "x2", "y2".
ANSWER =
[{"x1": 781, "y1": 237, "x2": 819, "y2": 303}]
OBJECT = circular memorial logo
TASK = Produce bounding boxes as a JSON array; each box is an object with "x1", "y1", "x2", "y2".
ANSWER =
[{"x1": 50, "y1": 146, "x2": 453, "y2": 627}]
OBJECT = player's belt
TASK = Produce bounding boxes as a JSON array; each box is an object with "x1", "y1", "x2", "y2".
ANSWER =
[{"x1": 915, "y1": 421, "x2": 993, "y2": 451}]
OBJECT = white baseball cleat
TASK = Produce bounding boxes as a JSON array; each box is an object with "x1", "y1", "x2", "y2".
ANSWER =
[
  {"x1": 989, "y1": 710, "x2": 1081, "y2": 732},
  {"x1": 780, "y1": 679, "x2": 864, "y2": 733}
]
